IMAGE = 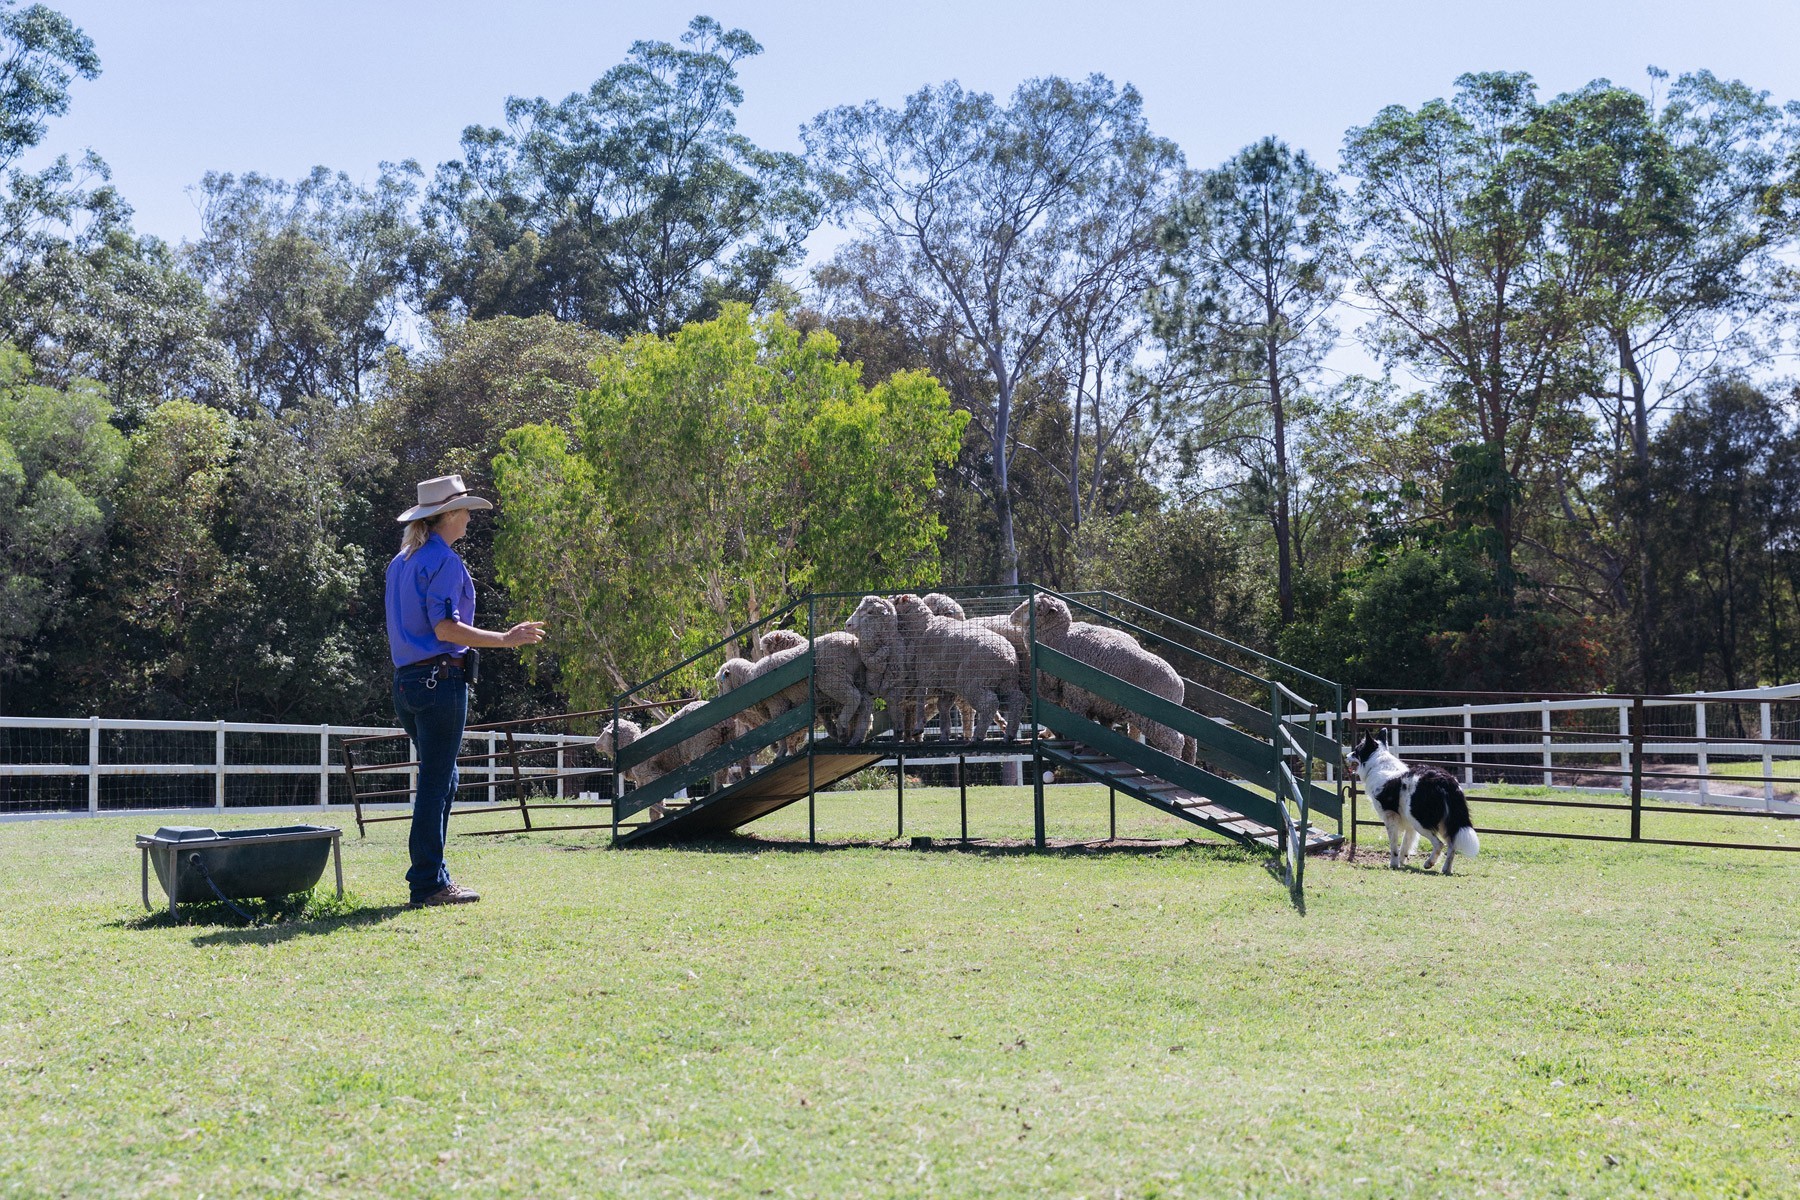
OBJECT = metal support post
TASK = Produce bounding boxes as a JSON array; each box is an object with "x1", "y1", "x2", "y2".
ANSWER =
[
  {"x1": 1630, "y1": 698, "x2": 1644, "y2": 841},
  {"x1": 958, "y1": 755, "x2": 968, "y2": 842},
  {"x1": 1461, "y1": 705, "x2": 1473, "y2": 787},
  {"x1": 1540, "y1": 700, "x2": 1552, "y2": 787},
  {"x1": 1108, "y1": 786, "x2": 1116, "y2": 842},
  {"x1": 808, "y1": 595, "x2": 817, "y2": 844},
  {"x1": 896, "y1": 751, "x2": 904, "y2": 841}
]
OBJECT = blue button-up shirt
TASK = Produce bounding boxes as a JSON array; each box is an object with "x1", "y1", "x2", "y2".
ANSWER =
[{"x1": 385, "y1": 533, "x2": 475, "y2": 667}]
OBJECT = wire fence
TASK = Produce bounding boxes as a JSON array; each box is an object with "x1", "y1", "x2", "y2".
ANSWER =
[{"x1": 1346, "y1": 685, "x2": 1800, "y2": 856}]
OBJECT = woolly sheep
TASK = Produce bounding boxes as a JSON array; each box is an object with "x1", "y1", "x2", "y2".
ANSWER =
[
  {"x1": 595, "y1": 700, "x2": 742, "y2": 817},
  {"x1": 921, "y1": 593, "x2": 966, "y2": 620},
  {"x1": 893, "y1": 593, "x2": 1025, "y2": 743},
  {"x1": 1012, "y1": 594, "x2": 1195, "y2": 763},
  {"x1": 846, "y1": 593, "x2": 928, "y2": 741},
  {"x1": 716, "y1": 632, "x2": 873, "y2": 746}
]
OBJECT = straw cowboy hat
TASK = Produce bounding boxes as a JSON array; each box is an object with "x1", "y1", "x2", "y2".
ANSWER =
[{"x1": 396, "y1": 474, "x2": 495, "y2": 523}]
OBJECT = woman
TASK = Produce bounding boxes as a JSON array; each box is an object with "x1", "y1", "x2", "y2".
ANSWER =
[{"x1": 385, "y1": 474, "x2": 546, "y2": 907}]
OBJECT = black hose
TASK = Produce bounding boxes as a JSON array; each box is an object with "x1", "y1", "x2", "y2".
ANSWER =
[{"x1": 188, "y1": 853, "x2": 261, "y2": 926}]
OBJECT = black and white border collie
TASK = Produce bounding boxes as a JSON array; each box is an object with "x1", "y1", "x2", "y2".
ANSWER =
[{"x1": 1347, "y1": 732, "x2": 1480, "y2": 874}]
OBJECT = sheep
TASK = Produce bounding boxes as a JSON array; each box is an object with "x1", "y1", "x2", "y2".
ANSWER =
[
  {"x1": 893, "y1": 593, "x2": 1026, "y2": 743},
  {"x1": 716, "y1": 632, "x2": 873, "y2": 747},
  {"x1": 595, "y1": 701, "x2": 742, "y2": 819},
  {"x1": 757, "y1": 628, "x2": 807, "y2": 657},
  {"x1": 919, "y1": 596, "x2": 1034, "y2": 740},
  {"x1": 1012, "y1": 594, "x2": 1195, "y2": 763},
  {"x1": 921, "y1": 593, "x2": 966, "y2": 620},
  {"x1": 845, "y1": 594, "x2": 918, "y2": 741}
]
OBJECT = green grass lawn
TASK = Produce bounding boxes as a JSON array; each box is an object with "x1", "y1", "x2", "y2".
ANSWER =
[{"x1": 2, "y1": 784, "x2": 1797, "y2": 1198}]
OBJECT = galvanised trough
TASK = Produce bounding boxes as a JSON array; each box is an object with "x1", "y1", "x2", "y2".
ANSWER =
[{"x1": 137, "y1": 825, "x2": 343, "y2": 918}]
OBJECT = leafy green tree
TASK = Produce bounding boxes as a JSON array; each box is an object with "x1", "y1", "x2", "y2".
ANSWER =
[
  {"x1": 1155, "y1": 137, "x2": 1344, "y2": 625},
  {"x1": 493, "y1": 304, "x2": 966, "y2": 705},
  {"x1": 1534, "y1": 71, "x2": 1790, "y2": 686},
  {"x1": 186, "y1": 166, "x2": 419, "y2": 410},
  {"x1": 1642, "y1": 378, "x2": 1783, "y2": 692},
  {"x1": 371, "y1": 314, "x2": 613, "y2": 718},
  {"x1": 415, "y1": 16, "x2": 817, "y2": 336},
  {"x1": 0, "y1": 345, "x2": 121, "y2": 688},
  {"x1": 7, "y1": 226, "x2": 237, "y2": 419},
  {"x1": 103, "y1": 399, "x2": 244, "y2": 713},
  {"x1": 1343, "y1": 73, "x2": 1602, "y2": 597},
  {"x1": 807, "y1": 74, "x2": 1182, "y2": 583}
]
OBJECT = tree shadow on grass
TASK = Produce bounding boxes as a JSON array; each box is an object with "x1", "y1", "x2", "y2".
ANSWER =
[{"x1": 110, "y1": 892, "x2": 412, "y2": 945}]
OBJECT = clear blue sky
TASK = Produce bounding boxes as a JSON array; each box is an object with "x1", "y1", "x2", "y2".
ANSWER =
[{"x1": 39, "y1": 0, "x2": 1800, "y2": 253}]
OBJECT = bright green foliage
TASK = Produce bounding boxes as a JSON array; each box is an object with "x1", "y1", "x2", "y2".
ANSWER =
[
  {"x1": 0, "y1": 344, "x2": 121, "y2": 680},
  {"x1": 494, "y1": 304, "x2": 965, "y2": 705}
]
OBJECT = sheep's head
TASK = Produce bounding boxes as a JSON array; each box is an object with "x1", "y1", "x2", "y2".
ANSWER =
[
  {"x1": 1011, "y1": 594, "x2": 1071, "y2": 642},
  {"x1": 892, "y1": 593, "x2": 933, "y2": 637},
  {"x1": 595, "y1": 717, "x2": 642, "y2": 756},
  {"x1": 846, "y1": 595, "x2": 896, "y2": 642},
  {"x1": 757, "y1": 628, "x2": 807, "y2": 657},
  {"x1": 921, "y1": 592, "x2": 965, "y2": 620},
  {"x1": 715, "y1": 657, "x2": 757, "y2": 693}
]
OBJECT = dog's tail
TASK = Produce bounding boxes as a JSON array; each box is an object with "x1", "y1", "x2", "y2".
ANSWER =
[{"x1": 1452, "y1": 825, "x2": 1480, "y2": 858}]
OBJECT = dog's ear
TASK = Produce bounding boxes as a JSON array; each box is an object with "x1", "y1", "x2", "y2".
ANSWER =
[{"x1": 1356, "y1": 731, "x2": 1379, "y2": 758}]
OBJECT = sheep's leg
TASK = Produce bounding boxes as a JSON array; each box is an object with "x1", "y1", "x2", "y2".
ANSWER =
[
  {"x1": 969, "y1": 689, "x2": 1000, "y2": 745},
  {"x1": 1000, "y1": 688, "x2": 1026, "y2": 742},
  {"x1": 937, "y1": 691, "x2": 959, "y2": 741}
]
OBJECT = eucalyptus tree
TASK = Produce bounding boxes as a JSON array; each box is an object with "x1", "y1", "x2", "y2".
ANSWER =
[
  {"x1": 1154, "y1": 137, "x2": 1343, "y2": 624},
  {"x1": 416, "y1": 17, "x2": 818, "y2": 337},
  {"x1": 186, "y1": 166, "x2": 418, "y2": 411},
  {"x1": 806, "y1": 74, "x2": 1182, "y2": 583},
  {"x1": 1534, "y1": 70, "x2": 1791, "y2": 683}
]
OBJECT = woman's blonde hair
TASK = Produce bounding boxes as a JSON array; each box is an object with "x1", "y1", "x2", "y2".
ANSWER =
[{"x1": 399, "y1": 518, "x2": 434, "y2": 558}]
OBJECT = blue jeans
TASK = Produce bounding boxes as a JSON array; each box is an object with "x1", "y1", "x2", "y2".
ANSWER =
[{"x1": 393, "y1": 662, "x2": 468, "y2": 901}]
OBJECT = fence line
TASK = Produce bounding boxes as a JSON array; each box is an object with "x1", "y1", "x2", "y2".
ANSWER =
[
  {"x1": 0, "y1": 715, "x2": 598, "y2": 817},
  {"x1": 1346, "y1": 684, "x2": 1800, "y2": 819}
]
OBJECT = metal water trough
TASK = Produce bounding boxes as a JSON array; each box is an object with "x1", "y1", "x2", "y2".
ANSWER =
[{"x1": 137, "y1": 825, "x2": 344, "y2": 918}]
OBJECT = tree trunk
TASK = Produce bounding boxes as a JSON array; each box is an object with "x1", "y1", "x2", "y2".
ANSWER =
[
  {"x1": 992, "y1": 365, "x2": 1021, "y2": 585},
  {"x1": 1267, "y1": 334, "x2": 1294, "y2": 626},
  {"x1": 1620, "y1": 335, "x2": 1660, "y2": 691}
]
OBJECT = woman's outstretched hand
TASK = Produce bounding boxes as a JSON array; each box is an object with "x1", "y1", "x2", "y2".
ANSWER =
[{"x1": 503, "y1": 621, "x2": 548, "y2": 648}]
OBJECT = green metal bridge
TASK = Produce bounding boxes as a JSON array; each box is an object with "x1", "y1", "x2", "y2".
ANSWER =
[{"x1": 604, "y1": 586, "x2": 1346, "y2": 900}]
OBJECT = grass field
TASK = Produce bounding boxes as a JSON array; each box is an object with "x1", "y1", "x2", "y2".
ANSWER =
[{"x1": 2, "y1": 784, "x2": 1797, "y2": 1198}]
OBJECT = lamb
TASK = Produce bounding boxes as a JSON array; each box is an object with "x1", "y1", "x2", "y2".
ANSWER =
[
  {"x1": 716, "y1": 631, "x2": 873, "y2": 746},
  {"x1": 595, "y1": 701, "x2": 742, "y2": 818},
  {"x1": 893, "y1": 593, "x2": 1025, "y2": 743},
  {"x1": 1012, "y1": 594, "x2": 1195, "y2": 763}
]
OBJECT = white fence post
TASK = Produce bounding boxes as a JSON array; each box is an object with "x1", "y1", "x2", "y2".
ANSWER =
[
  {"x1": 1462, "y1": 706, "x2": 1473, "y2": 786},
  {"x1": 1541, "y1": 699, "x2": 1552, "y2": 787},
  {"x1": 1695, "y1": 698, "x2": 1709, "y2": 802},
  {"x1": 1619, "y1": 704, "x2": 1630, "y2": 796},
  {"x1": 215, "y1": 719, "x2": 227, "y2": 809},
  {"x1": 318, "y1": 725, "x2": 331, "y2": 806},
  {"x1": 1762, "y1": 701, "x2": 1775, "y2": 811},
  {"x1": 487, "y1": 731, "x2": 497, "y2": 804},
  {"x1": 87, "y1": 716, "x2": 100, "y2": 813}
]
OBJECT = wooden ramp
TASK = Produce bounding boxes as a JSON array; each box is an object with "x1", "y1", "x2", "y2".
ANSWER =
[
  {"x1": 614, "y1": 750, "x2": 883, "y2": 846},
  {"x1": 1042, "y1": 744, "x2": 1343, "y2": 856}
]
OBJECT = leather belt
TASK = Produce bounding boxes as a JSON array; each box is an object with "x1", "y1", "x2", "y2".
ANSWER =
[{"x1": 399, "y1": 653, "x2": 465, "y2": 673}]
